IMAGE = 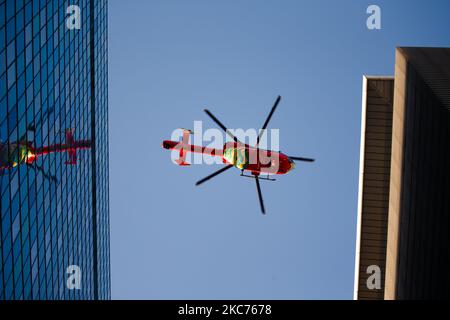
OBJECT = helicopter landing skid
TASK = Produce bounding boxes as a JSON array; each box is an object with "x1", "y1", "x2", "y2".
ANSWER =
[{"x1": 240, "y1": 173, "x2": 276, "y2": 182}]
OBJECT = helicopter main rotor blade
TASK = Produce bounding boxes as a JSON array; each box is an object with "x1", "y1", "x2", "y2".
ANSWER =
[
  {"x1": 255, "y1": 176, "x2": 266, "y2": 215},
  {"x1": 0, "y1": 171, "x2": 5, "y2": 193},
  {"x1": 195, "y1": 164, "x2": 234, "y2": 186},
  {"x1": 28, "y1": 164, "x2": 58, "y2": 183},
  {"x1": 204, "y1": 109, "x2": 238, "y2": 143},
  {"x1": 256, "y1": 95, "x2": 282, "y2": 146},
  {"x1": 289, "y1": 156, "x2": 315, "y2": 163},
  {"x1": 21, "y1": 107, "x2": 55, "y2": 142}
]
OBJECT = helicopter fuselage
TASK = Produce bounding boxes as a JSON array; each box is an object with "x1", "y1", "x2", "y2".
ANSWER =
[{"x1": 162, "y1": 140, "x2": 295, "y2": 176}]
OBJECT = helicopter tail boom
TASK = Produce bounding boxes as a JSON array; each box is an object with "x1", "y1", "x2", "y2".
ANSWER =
[
  {"x1": 162, "y1": 139, "x2": 221, "y2": 166},
  {"x1": 33, "y1": 129, "x2": 91, "y2": 165}
]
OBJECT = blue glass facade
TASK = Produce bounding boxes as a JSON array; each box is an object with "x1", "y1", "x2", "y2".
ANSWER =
[{"x1": 0, "y1": 0, "x2": 110, "y2": 299}]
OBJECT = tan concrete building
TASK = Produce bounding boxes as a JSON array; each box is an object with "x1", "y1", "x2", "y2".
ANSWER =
[{"x1": 354, "y1": 47, "x2": 450, "y2": 300}]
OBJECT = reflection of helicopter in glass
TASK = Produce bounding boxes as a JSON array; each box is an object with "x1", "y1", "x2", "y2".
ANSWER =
[
  {"x1": 0, "y1": 128, "x2": 91, "y2": 171},
  {"x1": 0, "y1": 107, "x2": 91, "y2": 182}
]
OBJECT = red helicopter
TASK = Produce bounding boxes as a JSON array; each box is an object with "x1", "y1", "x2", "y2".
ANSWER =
[{"x1": 162, "y1": 96, "x2": 314, "y2": 214}]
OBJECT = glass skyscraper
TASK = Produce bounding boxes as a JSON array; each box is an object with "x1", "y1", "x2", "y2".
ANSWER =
[{"x1": 0, "y1": 0, "x2": 110, "y2": 299}]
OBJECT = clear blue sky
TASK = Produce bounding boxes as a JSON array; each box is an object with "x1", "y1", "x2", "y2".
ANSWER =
[{"x1": 108, "y1": 0, "x2": 450, "y2": 299}]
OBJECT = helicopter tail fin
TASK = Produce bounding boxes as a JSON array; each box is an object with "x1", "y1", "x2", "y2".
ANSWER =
[
  {"x1": 162, "y1": 129, "x2": 193, "y2": 166},
  {"x1": 174, "y1": 129, "x2": 192, "y2": 166},
  {"x1": 65, "y1": 129, "x2": 77, "y2": 165}
]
